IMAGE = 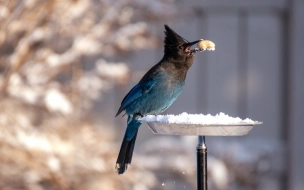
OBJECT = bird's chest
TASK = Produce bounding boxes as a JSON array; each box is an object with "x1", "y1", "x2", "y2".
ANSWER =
[
  {"x1": 162, "y1": 78, "x2": 184, "y2": 97},
  {"x1": 143, "y1": 78, "x2": 184, "y2": 113},
  {"x1": 126, "y1": 71, "x2": 185, "y2": 115},
  {"x1": 152, "y1": 72, "x2": 184, "y2": 96}
]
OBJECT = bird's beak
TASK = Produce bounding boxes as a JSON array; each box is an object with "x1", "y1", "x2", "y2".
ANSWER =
[
  {"x1": 185, "y1": 40, "x2": 202, "y2": 52},
  {"x1": 187, "y1": 40, "x2": 201, "y2": 47}
]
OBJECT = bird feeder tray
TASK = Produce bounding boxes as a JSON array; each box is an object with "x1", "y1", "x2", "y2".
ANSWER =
[
  {"x1": 140, "y1": 113, "x2": 262, "y2": 136},
  {"x1": 144, "y1": 122, "x2": 262, "y2": 136}
]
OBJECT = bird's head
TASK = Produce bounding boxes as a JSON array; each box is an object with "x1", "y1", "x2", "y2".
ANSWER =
[{"x1": 164, "y1": 25, "x2": 201, "y2": 59}]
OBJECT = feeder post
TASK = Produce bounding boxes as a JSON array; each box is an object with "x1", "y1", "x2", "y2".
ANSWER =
[{"x1": 197, "y1": 136, "x2": 207, "y2": 190}]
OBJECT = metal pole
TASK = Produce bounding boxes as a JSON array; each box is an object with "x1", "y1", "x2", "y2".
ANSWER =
[{"x1": 197, "y1": 136, "x2": 207, "y2": 190}]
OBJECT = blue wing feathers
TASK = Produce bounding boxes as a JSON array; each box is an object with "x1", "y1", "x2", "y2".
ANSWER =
[
  {"x1": 121, "y1": 85, "x2": 142, "y2": 107},
  {"x1": 115, "y1": 80, "x2": 156, "y2": 116}
]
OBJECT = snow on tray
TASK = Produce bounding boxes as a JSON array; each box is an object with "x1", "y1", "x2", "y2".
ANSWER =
[{"x1": 140, "y1": 112, "x2": 261, "y2": 125}]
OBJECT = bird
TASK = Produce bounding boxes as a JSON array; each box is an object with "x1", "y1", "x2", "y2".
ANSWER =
[{"x1": 115, "y1": 24, "x2": 202, "y2": 174}]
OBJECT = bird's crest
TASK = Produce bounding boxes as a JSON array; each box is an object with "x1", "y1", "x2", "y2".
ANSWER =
[{"x1": 164, "y1": 25, "x2": 188, "y2": 53}]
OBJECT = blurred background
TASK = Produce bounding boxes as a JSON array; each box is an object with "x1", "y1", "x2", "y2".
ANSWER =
[{"x1": 0, "y1": 0, "x2": 303, "y2": 190}]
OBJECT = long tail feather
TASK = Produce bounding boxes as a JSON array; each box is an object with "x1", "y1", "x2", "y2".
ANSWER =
[
  {"x1": 115, "y1": 130, "x2": 138, "y2": 174},
  {"x1": 116, "y1": 118, "x2": 141, "y2": 174}
]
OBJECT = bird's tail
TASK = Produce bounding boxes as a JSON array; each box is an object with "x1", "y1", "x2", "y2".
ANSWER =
[{"x1": 116, "y1": 118, "x2": 142, "y2": 174}]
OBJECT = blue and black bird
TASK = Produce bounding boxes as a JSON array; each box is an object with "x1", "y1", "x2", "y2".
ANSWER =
[{"x1": 115, "y1": 25, "x2": 202, "y2": 174}]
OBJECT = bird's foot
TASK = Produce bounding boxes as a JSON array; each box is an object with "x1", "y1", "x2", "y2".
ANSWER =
[{"x1": 133, "y1": 113, "x2": 144, "y2": 120}]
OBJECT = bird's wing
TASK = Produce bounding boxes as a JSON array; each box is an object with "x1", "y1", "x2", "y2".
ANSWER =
[{"x1": 116, "y1": 80, "x2": 156, "y2": 116}]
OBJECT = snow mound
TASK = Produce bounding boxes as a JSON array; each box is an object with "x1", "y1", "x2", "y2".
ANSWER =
[{"x1": 141, "y1": 112, "x2": 261, "y2": 125}]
